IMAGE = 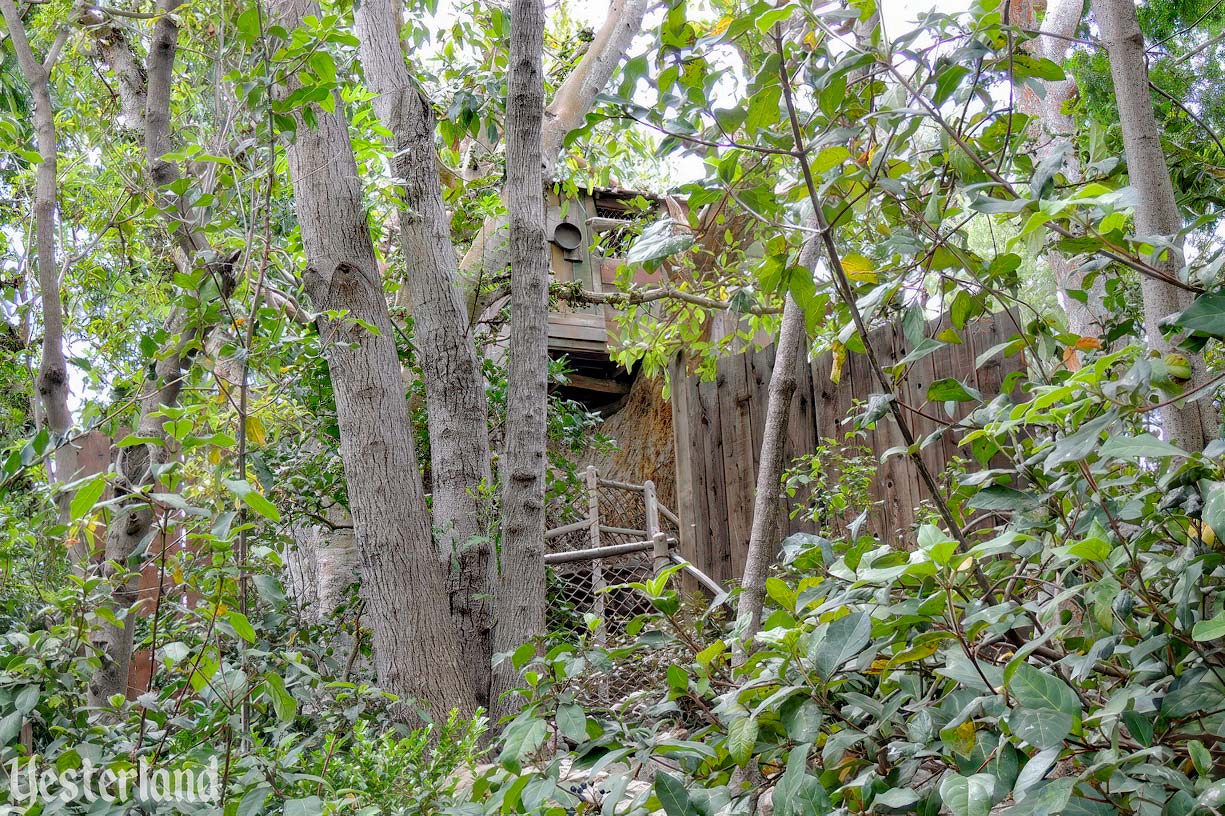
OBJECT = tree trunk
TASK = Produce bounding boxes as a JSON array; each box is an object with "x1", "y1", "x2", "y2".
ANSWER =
[
  {"x1": 1014, "y1": 0, "x2": 1108, "y2": 340},
  {"x1": 353, "y1": 0, "x2": 495, "y2": 707},
  {"x1": 270, "y1": 0, "x2": 475, "y2": 721},
  {"x1": 491, "y1": 0, "x2": 550, "y2": 723},
  {"x1": 457, "y1": 0, "x2": 650, "y2": 311},
  {"x1": 1093, "y1": 0, "x2": 1218, "y2": 450},
  {"x1": 735, "y1": 262, "x2": 812, "y2": 646},
  {"x1": 84, "y1": 0, "x2": 242, "y2": 707},
  {"x1": 0, "y1": 0, "x2": 77, "y2": 530}
]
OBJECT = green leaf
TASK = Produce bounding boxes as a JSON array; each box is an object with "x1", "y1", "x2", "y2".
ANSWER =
[
  {"x1": 727, "y1": 715, "x2": 758, "y2": 765},
  {"x1": 283, "y1": 796, "x2": 323, "y2": 816},
  {"x1": 1009, "y1": 707, "x2": 1074, "y2": 749},
  {"x1": 939, "y1": 772, "x2": 994, "y2": 816},
  {"x1": 774, "y1": 745, "x2": 832, "y2": 816},
  {"x1": 262, "y1": 672, "x2": 297, "y2": 722},
  {"x1": 497, "y1": 716, "x2": 547, "y2": 768},
  {"x1": 927, "y1": 377, "x2": 983, "y2": 403},
  {"x1": 0, "y1": 710, "x2": 22, "y2": 745},
  {"x1": 1193, "y1": 611, "x2": 1225, "y2": 642},
  {"x1": 223, "y1": 478, "x2": 281, "y2": 522},
  {"x1": 556, "y1": 703, "x2": 587, "y2": 741},
  {"x1": 1173, "y1": 292, "x2": 1225, "y2": 337},
  {"x1": 1098, "y1": 432, "x2": 1186, "y2": 460},
  {"x1": 811, "y1": 145, "x2": 851, "y2": 173},
  {"x1": 1200, "y1": 480, "x2": 1225, "y2": 543},
  {"x1": 655, "y1": 772, "x2": 699, "y2": 816},
  {"x1": 227, "y1": 611, "x2": 257, "y2": 643},
  {"x1": 1010, "y1": 663, "x2": 1081, "y2": 715},
  {"x1": 235, "y1": 784, "x2": 272, "y2": 816},
  {"x1": 626, "y1": 220, "x2": 694, "y2": 266},
  {"x1": 967, "y1": 485, "x2": 1040, "y2": 512},
  {"x1": 70, "y1": 475, "x2": 107, "y2": 521},
  {"x1": 807, "y1": 610, "x2": 871, "y2": 680}
]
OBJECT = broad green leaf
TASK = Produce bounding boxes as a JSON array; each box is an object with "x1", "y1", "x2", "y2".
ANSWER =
[
  {"x1": 626, "y1": 220, "x2": 694, "y2": 266},
  {"x1": 1098, "y1": 433, "x2": 1186, "y2": 460},
  {"x1": 556, "y1": 703, "x2": 587, "y2": 741},
  {"x1": 227, "y1": 611, "x2": 257, "y2": 643},
  {"x1": 497, "y1": 716, "x2": 547, "y2": 768},
  {"x1": 1173, "y1": 292, "x2": 1225, "y2": 337},
  {"x1": 927, "y1": 377, "x2": 983, "y2": 403},
  {"x1": 1010, "y1": 663, "x2": 1081, "y2": 715},
  {"x1": 1193, "y1": 611, "x2": 1225, "y2": 642},
  {"x1": 283, "y1": 796, "x2": 323, "y2": 816},
  {"x1": 774, "y1": 745, "x2": 832, "y2": 816},
  {"x1": 727, "y1": 715, "x2": 758, "y2": 765},
  {"x1": 655, "y1": 772, "x2": 699, "y2": 816},
  {"x1": 807, "y1": 610, "x2": 871, "y2": 680},
  {"x1": 70, "y1": 475, "x2": 107, "y2": 521},
  {"x1": 939, "y1": 772, "x2": 994, "y2": 816},
  {"x1": 968, "y1": 485, "x2": 1039, "y2": 512},
  {"x1": 1009, "y1": 707, "x2": 1074, "y2": 749}
]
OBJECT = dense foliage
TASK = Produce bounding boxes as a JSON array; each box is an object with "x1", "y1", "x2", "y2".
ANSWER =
[{"x1": 4, "y1": 0, "x2": 1225, "y2": 813}]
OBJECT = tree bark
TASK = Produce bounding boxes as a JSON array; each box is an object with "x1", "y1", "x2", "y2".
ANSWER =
[
  {"x1": 457, "y1": 0, "x2": 650, "y2": 309},
  {"x1": 491, "y1": 0, "x2": 550, "y2": 723},
  {"x1": 270, "y1": 0, "x2": 475, "y2": 720},
  {"x1": 1093, "y1": 0, "x2": 1218, "y2": 450},
  {"x1": 1014, "y1": 0, "x2": 1108, "y2": 340},
  {"x1": 84, "y1": 0, "x2": 243, "y2": 707},
  {"x1": 0, "y1": 0, "x2": 77, "y2": 529},
  {"x1": 735, "y1": 241, "x2": 815, "y2": 646},
  {"x1": 353, "y1": 0, "x2": 495, "y2": 707}
]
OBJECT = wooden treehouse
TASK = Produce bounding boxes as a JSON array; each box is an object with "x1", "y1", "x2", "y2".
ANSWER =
[{"x1": 544, "y1": 185, "x2": 664, "y2": 407}]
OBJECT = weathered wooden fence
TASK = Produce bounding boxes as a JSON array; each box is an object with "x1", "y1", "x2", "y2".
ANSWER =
[{"x1": 669, "y1": 312, "x2": 1026, "y2": 587}]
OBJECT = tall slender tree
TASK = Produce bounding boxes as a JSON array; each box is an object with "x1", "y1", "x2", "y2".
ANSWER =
[
  {"x1": 85, "y1": 0, "x2": 241, "y2": 706},
  {"x1": 269, "y1": 0, "x2": 475, "y2": 720},
  {"x1": 0, "y1": 0, "x2": 76, "y2": 530},
  {"x1": 1093, "y1": 0, "x2": 1219, "y2": 450},
  {"x1": 491, "y1": 0, "x2": 549, "y2": 723},
  {"x1": 353, "y1": 0, "x2": 495, "y2": 705}
]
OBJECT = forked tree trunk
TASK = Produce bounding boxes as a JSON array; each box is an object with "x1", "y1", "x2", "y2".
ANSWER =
[
  {"x1": 735, "y1": 239, "x2": 815, "y2": 646},
  {"x1": 353, "y1": 0, "x2": 495, "y2": 706},
  {"x1": 1015, "y1": 0, "x2": 1108, "y2": 339},
  {"x1": 491, "y1": 0, "x2": 550, "y2": 723},
  {"x1": 1093, "y1": 0, "x2": 1219, "y2": 450},
  {"x1": 270, "y1": 0, "x2": 475, "y2": 720},
  {"x1": 85, "y1": 0, "x2": 242, "y2": 707},
  {"x1": 0, "y1": 0, "x2": 77, "y2": 529},
  {"x1": 457, "y1": 0, "x2": 649, "y2": 309}
]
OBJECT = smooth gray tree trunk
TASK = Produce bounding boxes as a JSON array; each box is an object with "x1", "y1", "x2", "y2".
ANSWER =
[
  {"x1": 457, "y1": 0, "x2": 650, "y2": 310},
  {"x1": 270, "y1": 0, "x2": 475, "y2": 721},
  {"x1": 491, "y1": 0, "x2": 550, "y2": 723},
  {"x1": 353, "y1": 0, "x2": 495, "y2": 707},
  {"x1": 0, "y1": 0, "x2": 76, "y2": 529},
  {"x1": 735, "y1": 237, "x2": 818, "y2": 647},
  {"x1": 84, "y1": 0, "x2": 241, "y2": 707},
  {"x1": 1093, "y1": 0, "x2": 1219, "y2": 450},
  {"x1": 1021, "y1": 0, "x2": 1108, "y2": 339}
]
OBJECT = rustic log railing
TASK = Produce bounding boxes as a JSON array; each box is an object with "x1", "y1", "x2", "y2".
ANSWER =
[{"x1": 545, "y1": 466, "x2": 723, "y2": 645}]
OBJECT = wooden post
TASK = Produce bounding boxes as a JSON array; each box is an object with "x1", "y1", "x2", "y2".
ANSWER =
[
  {"x1": 586, "y1": 466, "x2": 606, "y2": 648},
  {"x1": 652, "y1": 532, "x2": 670, "y2": 576}
]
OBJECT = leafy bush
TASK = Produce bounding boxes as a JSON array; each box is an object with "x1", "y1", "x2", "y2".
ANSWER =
[{"x1": 463, "y1": 348, "x2": 1225, "y2": 814}]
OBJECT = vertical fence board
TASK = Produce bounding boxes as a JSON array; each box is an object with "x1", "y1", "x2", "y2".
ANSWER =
[{"x1": 672, "y1": 312, "x2": 1025, "y2": 585}]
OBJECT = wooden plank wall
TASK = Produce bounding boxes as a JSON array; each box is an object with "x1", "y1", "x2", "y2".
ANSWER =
[{"x1": 669, "y1": 311, "x2": 1024, "y2": 587}]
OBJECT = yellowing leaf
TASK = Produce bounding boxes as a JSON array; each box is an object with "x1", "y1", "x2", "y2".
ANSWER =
[
  {"x1": 830, "y1": 341, "x2": 847, "y2": 385},
  {"x1": 246, "y1": 416, "x2": 267, "y2": 446},
  {"x1": 842, "y1": 253, "x2": 876, "y2": 283},
  {"x1": 812, "y1": 145, "x2": 851, "y2": 173}
]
